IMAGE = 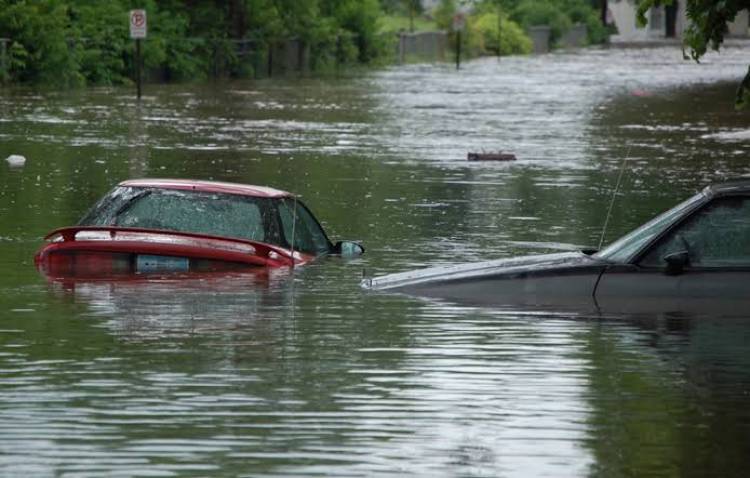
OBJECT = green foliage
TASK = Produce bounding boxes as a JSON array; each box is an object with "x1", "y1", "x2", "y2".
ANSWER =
[
  {"x1": 378, "y1": 14, "x2": 437, "y2": 33},
  {"x1": 68, "y1": 2, "x2": 129, "y2": 85},
  {"x1": 511, "y1": 0, "x2": 572, "y2": 46},
  {"x1": 382, "y1": 0, "x2": 423, "y2": 16},
  {"x1": 563, "y1": 0, "x2": 608, "y2": 44},
  {"x1": 738, "y1": 67, "x2": 750, "y2": 109},
  {"x1": 0, "y1": 0, "x2": 389, "y2": 87},
  {"x1": 469, "y1": 12, "x2": 532, "y2": 55},
  {"x1": 434, "y1": 0, "x2": 458, "y2": 30},
  {"x1": 637, "y1": 0, "x2": 750, "y2": 108},
  {"x1": 476, "y1": 0, "x2": 608, "y2": 47},
  {"x1": 6, "y1": 42, "x2": 29, "y2": 74},
  {"x1": 325, "y1": 0, "x2": 386, "y2": 63},
  {"x1": 0, "y1": 0, "x2": 82, "y2": 86}
]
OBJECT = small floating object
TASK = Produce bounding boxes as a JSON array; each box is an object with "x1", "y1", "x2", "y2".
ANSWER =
[
  {"x1": 467, "y1": 151, "x2": 516, "y2": 162},
  {"x1": 5, "y1": 154, "x2": 26, "y2": 168}
]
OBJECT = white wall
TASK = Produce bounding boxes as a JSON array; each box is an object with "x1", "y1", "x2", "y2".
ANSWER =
[{"x1": 610, "y1": 0, "x2": 747, "y2": 42}]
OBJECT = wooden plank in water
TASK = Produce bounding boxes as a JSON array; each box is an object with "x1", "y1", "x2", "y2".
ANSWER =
[{"x1": 467, "y1": 152, "x2": 517, "y2": 161}]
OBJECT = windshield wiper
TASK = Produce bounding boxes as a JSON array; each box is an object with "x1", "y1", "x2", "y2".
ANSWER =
[{"x1": 112, "y1": 189, "x2": 152, "y2": 221}]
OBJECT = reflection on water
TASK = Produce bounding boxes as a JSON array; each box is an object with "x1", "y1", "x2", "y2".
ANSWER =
[
  {"x1": 2, "y1": 45, "x2": 750, "y2": 476},
  {"x1": 49, "y1": 270, "x2": 295, "y2": 341}
]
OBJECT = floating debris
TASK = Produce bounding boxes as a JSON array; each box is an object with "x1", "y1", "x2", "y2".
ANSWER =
[
  {"x1": 5, "y1": 154, "x2": 26, "y2": 168},
  {"x1": 467, "y1": 152, "x2": 516, "y2": 161}
]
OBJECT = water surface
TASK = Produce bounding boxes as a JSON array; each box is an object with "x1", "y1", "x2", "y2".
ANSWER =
[{"x1": 2, "y1": 45, "x2": 750, "y2": 477}]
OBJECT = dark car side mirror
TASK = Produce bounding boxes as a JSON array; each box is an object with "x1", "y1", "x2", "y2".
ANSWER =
[
  {"x1": 334, "y1": 241, "x2": 365, "y2": 257},
  {"x1": 663, "y1": 250, "x2": 689, "y2": 275}
]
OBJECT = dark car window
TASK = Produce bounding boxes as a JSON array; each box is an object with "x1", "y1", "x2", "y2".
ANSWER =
[
  {"x1": 639, "y1": 196, "x2": 750, "y2": 268},
  {"x1": 595, "y1": 192, "x2": 704, "y2": 263},
  {"x1": 278, "y1": 198, "x2": 331, "y2": 255},
  {"x1": 79, "y1": 187, "x2": 281, "y2": 245}
]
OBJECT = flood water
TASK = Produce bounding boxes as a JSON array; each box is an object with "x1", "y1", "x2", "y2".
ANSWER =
[{"x1": 2, "y1": 44, "x2": 750, "y2": 476}]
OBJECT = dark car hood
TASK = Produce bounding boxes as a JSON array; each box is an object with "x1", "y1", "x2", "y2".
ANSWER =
[{"x1": 363, "y1": 251, "x2": 604, "y2": 291}]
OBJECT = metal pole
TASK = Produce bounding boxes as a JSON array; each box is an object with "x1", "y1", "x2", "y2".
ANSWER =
[
  {"x1": 267, "y1": 42, "x2": 273, "y2": 78},
  {"x1": 497, "y1": 6, "x2": 502, "y2": 60},
  {"x1": 135, "y1": 38, "x2": 142, "y2": 99},
  {"x1": 455, "y1": 30, "x2": 461, "y2": 70},
  {"x1": 398, "y1": 33, "x2": 405, "y2": 65},
  {"x1": 0, "y1": 39, "x2": 7, "y2": 84},
  {"x1": 336, "y1": 34, "x2": 342, "y2": 75}
]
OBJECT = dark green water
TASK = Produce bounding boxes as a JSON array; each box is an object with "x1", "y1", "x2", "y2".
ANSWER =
[{"x1": 1, "y1": 45, "x2": 750, "y2": 477}]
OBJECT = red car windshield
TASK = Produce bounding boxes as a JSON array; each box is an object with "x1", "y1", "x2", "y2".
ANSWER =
[{"x1": 78, "y1": 187, "x2": 332, "y2": 255}]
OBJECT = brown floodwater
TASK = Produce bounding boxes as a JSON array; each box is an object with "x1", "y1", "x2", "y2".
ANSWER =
[{"x1": 1, "y1": 44, "x2": 750, "y2": 476}]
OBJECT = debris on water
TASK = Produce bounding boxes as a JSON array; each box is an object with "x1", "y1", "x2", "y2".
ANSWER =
[
  {"x1": 467, "y1": 151, "x2": 517, "y2": 161},
  {"x1": 5, "y1": 154, "x2": 26, "y2": 168}
]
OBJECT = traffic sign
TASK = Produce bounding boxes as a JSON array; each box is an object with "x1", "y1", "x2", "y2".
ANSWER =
[
  {"x1": 130, "y1": 10, "x2": 147, "y2": 39},
  {"x1": 452, "y1": 13, "x2": 466, "y2": 32}
]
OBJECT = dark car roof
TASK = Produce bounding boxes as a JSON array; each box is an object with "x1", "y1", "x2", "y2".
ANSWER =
[
  {"x1": 119, "y1": 179, "x2": 293, "y2": 199},
  {"x1": 704, "y1": 179, "x2": 750, "y2": 197}
]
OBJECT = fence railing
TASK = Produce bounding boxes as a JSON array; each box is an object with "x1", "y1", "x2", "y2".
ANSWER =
[{"x1": 397, "y1": 31, "x2": 448, "y2": 64}]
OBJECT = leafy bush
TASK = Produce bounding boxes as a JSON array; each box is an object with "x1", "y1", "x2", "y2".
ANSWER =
[
  {"x1": 69, "y1": 2, "x2": 129, "y2": 85},
  {"x1": 0, "y1": 1, "x2": 82, "y2": 86},
  {"x1": 469, "y1": 12, "x2": 532, "y2": 55},
  {"x1": 564, "y1": 0, "x2": 608, "y2": 44},
  {"x1": 0, "y1": 0, "x2": 391, "y2": 86},
  {"x1": 433, "y1": 0, "x2": 457, "y2": 31},
  {"x1": 330, "y1": 0, "x2": 387, "y2": 63},
  {"x1": 511, "y1": 0, "x2": 572, "y2": 47}
]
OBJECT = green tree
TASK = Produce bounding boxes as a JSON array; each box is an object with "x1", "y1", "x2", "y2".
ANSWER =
[
  {"x1": 511, "y1": 0, "x2": 572, "y2": 46},
  {"x1": 637, "y1": 0, "x2": 750, "y2": 108},
  {"x1": 404, "y1": 0, "x2": 422, "y2": 32},
  {"x1": 469, "y1": 11, "x2": 532, "y2": 55},
  {"x1": 321, "y1": 0, "x2": 386, "y2": 63},
  {"x1": 434, "y1": 0, "x2": 457, "y2": 30},
  {"x1": 0, "y1": 0, "x2": 81, "y2": 86},
  {"x1": 68, "y1": 2, "x2": 129, "y2": 85},
  {"x1": 0, "y1": 0, "x2": 390, "y2": 86}
]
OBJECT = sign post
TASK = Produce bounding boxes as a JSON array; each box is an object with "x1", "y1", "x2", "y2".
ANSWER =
[
  {"x1": 452, "y1": 13, "x2": 465, "y2": 70},
  {"x1": 0, "y1": 38, "x2": 8, "y2": 84},
  {"x1": 129, "y1": 9, "x2": 147, "y2": 99}
]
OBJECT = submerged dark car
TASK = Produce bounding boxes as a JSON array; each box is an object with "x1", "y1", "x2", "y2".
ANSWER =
[{"x1": 364, "y1": 180, "x2": 750, "y2": 315}]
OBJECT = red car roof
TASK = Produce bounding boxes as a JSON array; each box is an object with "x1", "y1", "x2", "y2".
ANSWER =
[{"x1": 119, "y1": 179, "x2": 293, "y2": 199}]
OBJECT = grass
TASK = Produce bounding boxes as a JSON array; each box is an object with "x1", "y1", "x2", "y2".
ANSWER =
[{"x1": 378, "y1": 14, "x2": 440, "y2": 34}]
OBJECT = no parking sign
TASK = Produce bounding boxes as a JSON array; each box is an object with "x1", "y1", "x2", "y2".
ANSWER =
[{"x1": 130, "y1": 10, "x2": 147, "y2": 39}]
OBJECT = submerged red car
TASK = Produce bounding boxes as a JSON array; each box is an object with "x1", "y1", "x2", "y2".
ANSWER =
[{"x1": 35, "y1": 179, "x2": 363, "y2": 278}]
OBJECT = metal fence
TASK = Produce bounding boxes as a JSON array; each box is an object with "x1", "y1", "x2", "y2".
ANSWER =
[{"x1": 397, "y1": 31, "x2": 448, "y2": 64}]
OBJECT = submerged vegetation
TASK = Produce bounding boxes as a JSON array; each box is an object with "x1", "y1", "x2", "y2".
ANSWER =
[{"x1": 0, "y1": 0, "x2": 607, "y2": 87}]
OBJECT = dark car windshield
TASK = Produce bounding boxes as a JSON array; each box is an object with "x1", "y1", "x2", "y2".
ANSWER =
[
  {"x1": 277, "y1": 198, "x2": 332, "y2": 256},
  {"x1": 78, "y1": 186, "x2": 332, "y2": 255},
  {"x1": 595, "y1": 191, "x2": 706, "y2": 263}
]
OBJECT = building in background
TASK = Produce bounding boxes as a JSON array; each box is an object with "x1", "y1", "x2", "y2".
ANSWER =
[{"x1": 609, "y1": 0, "x2": 749, "y2": 43}]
